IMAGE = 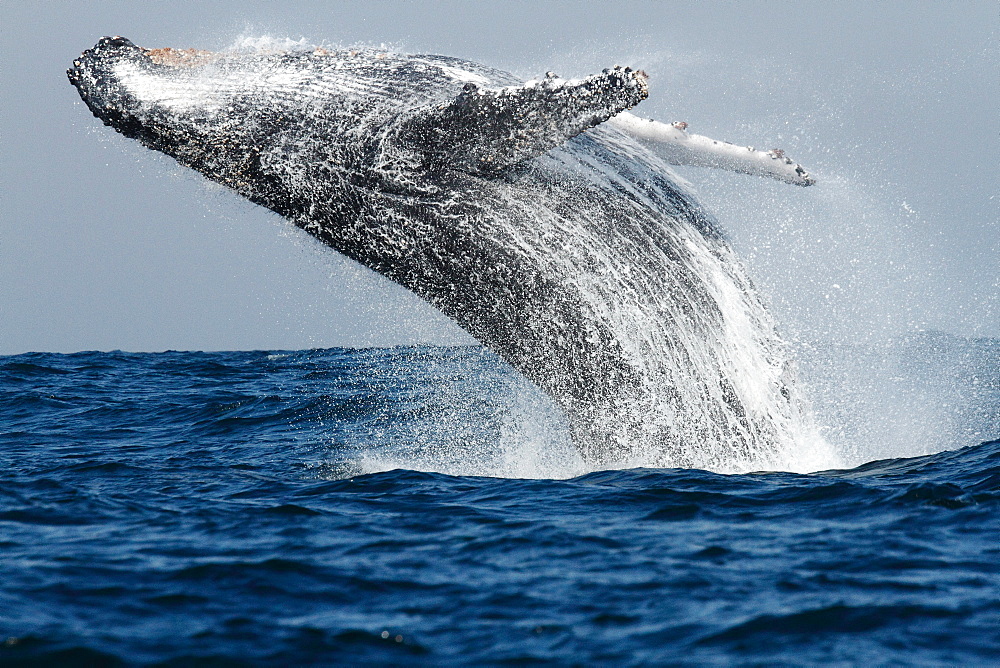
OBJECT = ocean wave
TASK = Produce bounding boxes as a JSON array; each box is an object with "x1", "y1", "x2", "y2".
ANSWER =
[{"x1": 1, "y1": 346, "x2": 997, "y2": 663}]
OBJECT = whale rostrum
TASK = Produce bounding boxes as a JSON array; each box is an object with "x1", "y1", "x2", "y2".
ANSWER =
[{"x1": 69, "y1": 36, "x2": 824, "y2": 470}]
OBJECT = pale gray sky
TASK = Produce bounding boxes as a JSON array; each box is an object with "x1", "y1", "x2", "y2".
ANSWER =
[{"x1": 1, "y1": 1, "x2": 997, "y2": 354}]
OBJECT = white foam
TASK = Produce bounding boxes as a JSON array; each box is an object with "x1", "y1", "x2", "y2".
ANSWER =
[{"x1": 433, "y1": 64, "x2": 491, "y2": 86}]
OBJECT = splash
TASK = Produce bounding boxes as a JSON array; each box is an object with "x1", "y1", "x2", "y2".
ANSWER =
[
  {"x1": 327, "y1": 348, "x2": 587, "y2": 480},
  {"x1": 225, "y1": 35, "x2": 317, "y2": 54},
  {"x1": 625, "y1": 43, "x2": 997, "y2": 468}
]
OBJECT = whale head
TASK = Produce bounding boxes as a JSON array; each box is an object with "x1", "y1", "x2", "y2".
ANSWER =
[{"x1": 68, "y1": 37, "x2": 649, "y2": 223}]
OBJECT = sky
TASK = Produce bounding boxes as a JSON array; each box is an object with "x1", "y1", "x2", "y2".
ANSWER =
[{"x1": 1, "y1": 1, "x2": 997, "y2": 355}]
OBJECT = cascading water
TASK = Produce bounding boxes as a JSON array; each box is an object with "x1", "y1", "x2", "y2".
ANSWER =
[{"x1": 476, "y1": 141, "x2": 838, "y2": 473}]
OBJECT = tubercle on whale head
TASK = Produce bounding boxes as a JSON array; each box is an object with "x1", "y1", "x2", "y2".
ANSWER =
[
  {"x1": 67, "y1": 37, "x2": 233, "y2": 128},
  {"x1": 68, "y1": 36, "x2": 291, "y2": 209},
  {"x1": 67, "y1": 36, "x2": 149, "y2": 137},
  {"x1": 66, "y1": 37, "x2": 223, "y2": 144},
  {"x1": 600, "y1": 65, "x2": 648, "y2": 103}
]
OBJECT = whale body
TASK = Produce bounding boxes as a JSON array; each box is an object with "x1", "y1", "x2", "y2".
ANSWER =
[{"x1": 69, "y1": 36, "x2": 820, "y2": 470}]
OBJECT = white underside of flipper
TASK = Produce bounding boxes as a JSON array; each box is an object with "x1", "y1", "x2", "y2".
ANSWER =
[{"x1": 608, "y1": 112, "x2": 815, "y2": 186}]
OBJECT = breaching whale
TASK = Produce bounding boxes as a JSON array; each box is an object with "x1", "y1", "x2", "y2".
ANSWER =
[{"x1": 69, "y1": 36, "x2": 821, "y2": 470}]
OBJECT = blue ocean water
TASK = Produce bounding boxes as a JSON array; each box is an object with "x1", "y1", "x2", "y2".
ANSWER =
[{"x1": 1, "y1": 342, "x2": 999, "y2": 665}]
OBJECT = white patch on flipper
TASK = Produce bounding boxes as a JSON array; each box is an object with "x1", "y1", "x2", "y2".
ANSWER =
[{"x1": 609, "y1": 111, "x2": 815, "y2": 186}]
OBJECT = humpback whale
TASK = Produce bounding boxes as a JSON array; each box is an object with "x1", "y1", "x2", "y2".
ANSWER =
[{"x1": 69, "y1": 36, "x2": 821, "y2": 470}]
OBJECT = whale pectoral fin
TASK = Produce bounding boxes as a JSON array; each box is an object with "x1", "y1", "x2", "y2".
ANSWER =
[
  {"x1": 401, "y1": 67, "x2": 648, "y2": 174},
  {"x1": 608, "y1": 112, "x2": 816, "y2": 186}
]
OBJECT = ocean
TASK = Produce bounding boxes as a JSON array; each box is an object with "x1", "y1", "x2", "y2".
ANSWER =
[{"x1": 1, "y1": 341, "x2": 998, "y2": 665}]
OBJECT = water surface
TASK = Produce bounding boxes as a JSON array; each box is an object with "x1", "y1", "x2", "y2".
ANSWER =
[{"x1": 1, "y1": 344, "x2": 998, "y2": 664}]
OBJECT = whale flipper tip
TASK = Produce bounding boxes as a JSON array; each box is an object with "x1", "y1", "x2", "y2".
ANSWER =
[{"x1": 610, "y1": 112, "x2": 817, "y2": 186}]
